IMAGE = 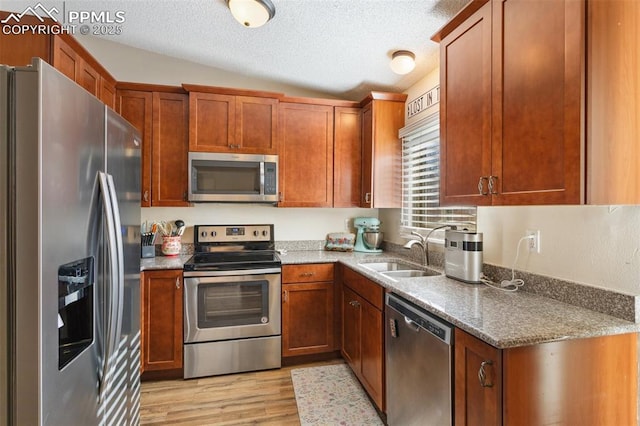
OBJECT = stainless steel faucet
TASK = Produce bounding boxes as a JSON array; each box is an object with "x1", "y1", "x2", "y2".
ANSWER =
[{"x1": 403, "y1": 225, "x2": 456, "y2": 267}]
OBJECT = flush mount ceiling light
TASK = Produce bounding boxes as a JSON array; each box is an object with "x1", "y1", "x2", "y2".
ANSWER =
[
  {"x1": 227, "y1": 0, "x2": 276, "y2": 28},
  {"x1": 390, "y1": 50, "x2": 416, "y2": 75}
]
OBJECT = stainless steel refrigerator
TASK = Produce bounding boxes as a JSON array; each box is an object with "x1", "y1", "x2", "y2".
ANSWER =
[{"x1": 0, "y1": 58, "x2": 141, "y2": 425}]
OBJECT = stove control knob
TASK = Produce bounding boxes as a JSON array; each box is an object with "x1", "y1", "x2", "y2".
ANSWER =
[
  {"x1": 253, "y1": 230, "x2": 260, "y2": 237},
  {"x1": 210, "y1": 231, "x2": 217, "y2": 237},
  {"x1": 200, "y1": 231, "x2": 207, "y2": 238},
  {"x1": 262, "y1": 230, "x2": 269, "y2": 237}
]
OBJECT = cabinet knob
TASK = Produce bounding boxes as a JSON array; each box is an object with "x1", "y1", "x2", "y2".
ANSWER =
[
  {"x1": 175, "y1": 277, "x2": 181, "y2": 290},
  {"x1": 478, "y1": 360, "x2": 493, "y2": 387},
  {"x1": 478, "y1": 177, "x2": 489, "y2": 196}
]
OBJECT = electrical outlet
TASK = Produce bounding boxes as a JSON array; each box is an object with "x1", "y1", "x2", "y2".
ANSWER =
[{"x1": 526, "y1": 230, "x2": 541, "y2": 253}]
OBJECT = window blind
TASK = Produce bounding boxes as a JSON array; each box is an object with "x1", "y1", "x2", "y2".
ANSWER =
[{"x1": 400, "y1": 112, "x2": 476, "y2": 236}]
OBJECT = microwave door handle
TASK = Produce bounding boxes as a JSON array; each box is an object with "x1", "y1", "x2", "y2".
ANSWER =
[
  {"x1": 97, "y1": 172, "x2": 119, "y2": 403},
  {"x1": 260, "y1": 161, "x2": 265, "y2": 196}
]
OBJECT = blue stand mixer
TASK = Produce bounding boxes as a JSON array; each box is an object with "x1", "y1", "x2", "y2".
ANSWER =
[{"x1": 353, "y1": 217, "x2": 383, "y2": 253}]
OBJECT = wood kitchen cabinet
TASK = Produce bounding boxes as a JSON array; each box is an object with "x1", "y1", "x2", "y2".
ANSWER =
[
  {"x1": 340, "y1": 266, "x2": 384, "y2": 411},
  {"x1": 360, "y1": 93, "x2": 407, "y2": 208},
  {"x1": 333, "y1": 106, "x2": 363, "y2": 207},
  {"x1": 281, "y1": 264, "x2": 336, "y2": 357},
  {"x1": 184, "y1": 85, "x2": 279, "y2": 154},
  {"x1": 140, "y1": 269, "x2": 184, "y2": 375},
  {"x1": 587, "y1": 0, "x2": 640, "y2": 204},
  {"x1": 116, "y1": 83, "x2": 190, "y2": 207},
  {"x1": 435, "y1": 0, "x2": 583, "y2": 206},
  {"x1": 278, "y1": 100, "x2": 334, "y2": 207},
  {"x1": 454, "y1": 328, "x2": 638, "y2": 425},
  {"x1": 0, "y1": 13, "x2": 117, "y2": 109}
]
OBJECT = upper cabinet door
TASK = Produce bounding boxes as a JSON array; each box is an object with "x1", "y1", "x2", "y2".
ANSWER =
[
  {"x1": 117, "y1": 89, "x2": 153, "y2": 207},
  {"x1": 438, "y1": 0, "x2": 584, "y2": 206},
  {"x1": 52, "y1": 36, "x2": 80, "y2": 82},
  {"x1": 361, "y1": 98, "x2": 406, "y2": 208},
  {"x1": 152, "y1": 92, "x2": 190, "y2": 207},
  {"x1": 236, "y1": 96, "x2": 278, "y2": 154},
  {"x1": 491, "y1": 0, "x2": 583, "y2": 205},
  {"x1": 188, "y1": 92, "x2": 236, "y2": 152},
  {"x1": 188, "y1": 92, "x2": 278, "y2": 154},
  {"x1": 278, "y1": 102, "x2": 334, "y2": 207},
  {"x1": 334, "y1": 107, "x2": 362, "y2": 208},
  {"x1": 440, "y1": 2, "x2": 492, "y2": 206}
]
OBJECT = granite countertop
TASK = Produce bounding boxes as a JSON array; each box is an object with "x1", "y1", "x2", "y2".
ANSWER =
[
  {"x1": 140, "y1": 254, "x2": 192, "y2": 271},
  {"x1": 140, "y1": 249, "x2": 640, "y2": 349}
]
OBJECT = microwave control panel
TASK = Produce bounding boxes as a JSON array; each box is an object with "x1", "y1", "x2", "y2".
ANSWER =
[{"x1": 264, "y1": 162, "x2": 277, "y2": 195}]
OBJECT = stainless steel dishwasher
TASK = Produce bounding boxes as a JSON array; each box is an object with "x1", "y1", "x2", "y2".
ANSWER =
[{"x1": 385, "y1": 293, "x2": 454, "y2": 426}]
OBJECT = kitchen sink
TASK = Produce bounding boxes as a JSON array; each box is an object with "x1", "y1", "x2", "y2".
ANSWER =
[
  {"x1": 381, "y1": 269, "x2": 439, "y2": 279},
  {"x1": 359, "y1": 261, "x2": 419, "y2": 272},
  {"x1": 359, "y1": 261, "x2": 440, "y2": 281}
]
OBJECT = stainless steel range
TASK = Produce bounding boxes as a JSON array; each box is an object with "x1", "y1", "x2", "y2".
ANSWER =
[{"x1": 182, "y1": 224, "x2": 281, "y2": 379}]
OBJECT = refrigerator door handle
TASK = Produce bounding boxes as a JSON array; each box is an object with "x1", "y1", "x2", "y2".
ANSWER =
[
  {"x1": 97, "y1": 171, "x2": 120, "y2": 402},
  {"x1": 105, "y1": 173, "x2": 125, "y2": 364}
]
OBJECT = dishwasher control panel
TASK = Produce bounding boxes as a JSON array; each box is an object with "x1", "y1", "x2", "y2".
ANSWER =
[{"x1": 385, "y1": 293, "x2": 453, "y2": 344}]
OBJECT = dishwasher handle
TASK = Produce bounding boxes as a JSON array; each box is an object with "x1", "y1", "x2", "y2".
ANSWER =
[
  {"x1": 386, "y1": 293, "x2": 453, "y2": 345},
  {"x1": 404, "y1": 316, "x2": 421, "y2": 333}
]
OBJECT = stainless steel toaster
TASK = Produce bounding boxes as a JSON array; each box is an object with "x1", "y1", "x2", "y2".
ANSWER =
[{"x1": 444, "y1": 230, "x2": 483, "y2": 284}]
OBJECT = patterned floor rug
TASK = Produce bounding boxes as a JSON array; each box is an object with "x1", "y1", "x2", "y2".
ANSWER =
[{"x1": 290, "y1": 363, "x2": 384, "y2": 426}]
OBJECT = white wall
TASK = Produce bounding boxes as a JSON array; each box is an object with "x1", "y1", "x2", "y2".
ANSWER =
[
  {"x1": 77, "y1": 36, "x2": 337, "y2": 99},
  {"x1": 142, "y1": 205, "x2": 377, "y2": 243},
  {"x1": 479, "y1": 205, "x2": 640, "y2": 295}
]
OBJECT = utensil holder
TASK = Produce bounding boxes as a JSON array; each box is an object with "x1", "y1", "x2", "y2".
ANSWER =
[
  {"x1": 141, "y1": 245, "x2": 155, "y2": 259},
  {"x1": 161, "y1": 236, "x2": 181, "y2": 256}
]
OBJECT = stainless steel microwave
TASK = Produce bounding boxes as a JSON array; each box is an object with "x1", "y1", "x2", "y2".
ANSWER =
[{"x1": 188, "y1": 152, "x2": 278, "y2": 203}]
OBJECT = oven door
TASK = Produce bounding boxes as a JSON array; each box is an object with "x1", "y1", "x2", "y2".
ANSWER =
[{"x1": 184, "y1": 269, "x2": 281, "y2": 343}]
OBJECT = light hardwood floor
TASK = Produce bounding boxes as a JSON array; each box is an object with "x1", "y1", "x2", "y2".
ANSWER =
[{"x1": 140, "y1": 360, "x2": 344, "y2": 425}]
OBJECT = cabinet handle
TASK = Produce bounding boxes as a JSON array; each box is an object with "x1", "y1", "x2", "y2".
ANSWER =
[
  {"x1": 229, "y1": 144, "x2": 240, "y2": 149},
  {"x1": 349, "y1": 300, "x2": 360, "y2": 308},
  {"x1": 278, "y1": 192, "x2": 283, "y2": 202},
  {"x1": 143, "y1": 190, "x2": 149, "y2": 202},
  {"x1": 283, "y1": 290, "x2": 288, "y2": 303},
  {"x1": 300, "y1": 272, "x2": 315, "y2": 277},
  {"x1": 364, "y1": 193, "x2": 371, "y2": 204},
  {"x1": 478, "y1": 360, "x2": 493, "y2": 388},
  {"x1": 175, "y1": 277, "x2": 181, "y2": 290},
  {"x1": 478, "y1": 177, "x2": 489, "y2": 196},
  {"x1": 488, "y1": 176, "x2": 498, "y2": 195}
]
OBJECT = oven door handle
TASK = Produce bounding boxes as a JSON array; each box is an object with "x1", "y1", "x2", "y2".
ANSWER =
[
  {"x1": 184, "y1": 277, "x2": 196, "y2": 342},
  {"x1": 183, "y1": 267, "x2": 282, "y2": 278}
]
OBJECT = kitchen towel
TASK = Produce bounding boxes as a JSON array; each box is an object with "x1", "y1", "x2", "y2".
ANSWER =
[{"x1": 324, "y1": 232, "x2": 355, "y2": 252}]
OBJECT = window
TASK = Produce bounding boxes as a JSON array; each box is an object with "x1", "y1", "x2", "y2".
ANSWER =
[{"x1": 400, "y1": 112, "x2": 476, "y2": 236}]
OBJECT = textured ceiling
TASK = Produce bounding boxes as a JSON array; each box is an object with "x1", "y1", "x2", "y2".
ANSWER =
[{"x1": 7, "y1": 0, "x2": 470, "y2": 100}]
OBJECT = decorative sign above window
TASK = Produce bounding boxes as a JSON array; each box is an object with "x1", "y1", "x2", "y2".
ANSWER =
[{"x1": 406, "y1": 85, "x2": 440, "y2": 119}]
